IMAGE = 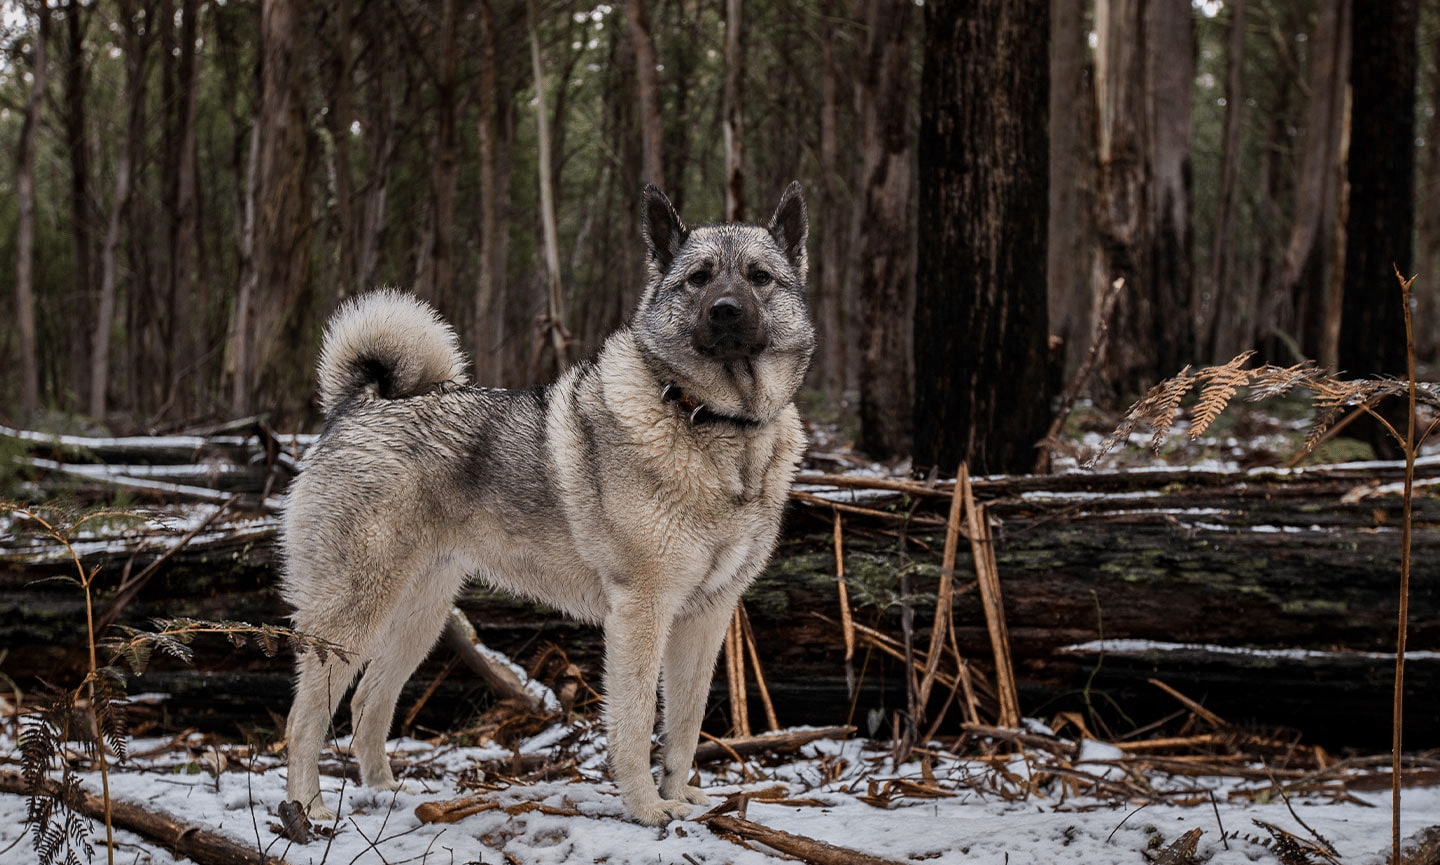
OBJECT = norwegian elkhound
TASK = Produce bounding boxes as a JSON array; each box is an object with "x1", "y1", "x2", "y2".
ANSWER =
[{"x1": 282, "y1": 183, "x2": 814, "y2": 827}]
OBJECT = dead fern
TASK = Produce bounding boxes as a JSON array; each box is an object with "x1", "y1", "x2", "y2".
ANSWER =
[{"x1": 1086, "y1": 351, "x2": 1440, "y2": 467}]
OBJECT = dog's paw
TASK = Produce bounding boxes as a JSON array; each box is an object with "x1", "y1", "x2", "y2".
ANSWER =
[
  {"x1": 303, "y1": 801, "x2": 338, "y2": 823},
  {"x1": 627, "y1": 797, "x2": 692, "y2": 826},
  {"x1": 369, "y1": 778, "x2": 412, "y2": 794},
  {"x1": 660, "y1": 783, "x2": 711, "y2": 807}
]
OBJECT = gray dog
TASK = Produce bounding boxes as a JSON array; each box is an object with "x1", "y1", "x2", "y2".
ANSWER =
[{"x1": 281, "y1": 183, "x2": 814, "y2": 826}]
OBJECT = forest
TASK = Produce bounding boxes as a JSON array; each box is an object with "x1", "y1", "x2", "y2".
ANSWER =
[{"x1": 0, "y1": 0, "x2": 1435, "y2": 474}]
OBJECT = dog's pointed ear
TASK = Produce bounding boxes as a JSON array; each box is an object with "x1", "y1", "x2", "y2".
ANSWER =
[
  {"x1": 767, "y1": 181, "x2": 808, "y2": 278},
  {"x1": 642, "y1": 185, "x2": 687, "y2": 274}
]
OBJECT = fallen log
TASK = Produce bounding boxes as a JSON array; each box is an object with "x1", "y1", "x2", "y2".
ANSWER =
[{"x1": 0, "y1": 769, "x2": 291, "y2": 865}]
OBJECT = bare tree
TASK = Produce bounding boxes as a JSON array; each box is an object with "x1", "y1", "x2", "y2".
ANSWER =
[
  {"x1": 1277, "y1": 0, "x2": 1349, "y2": 368},
  {"x1": 853, "y1": 0, "x2": 915, "y2": 460},
  {"x1": 529, "y1": 0, "x2": 568, "y2": 377},
  {"x1": 1092, "y1": 0, "x2": 1195, "y2": 397},
  {"x1": 14, "y1": 1, "x2": 50, "y2": 416},
  {"x1": 723, "y1": 0, "x2": 745, "y2": 221},
  {"x1": 230, "y1": 0, "x2": 314, "y2": 419},
  {"x1": 1204, "y1": 0, "x2": 1249, "y2": 362},
  {"x1": 91, "y1": 0, "x2": 156, "y2": 419},
  {"x1": 627, "y1": 0, "x2": 664, "y2": 189},
  {"x1": 1047, "y1": 0, "x2": 1093, "y2": 384}
]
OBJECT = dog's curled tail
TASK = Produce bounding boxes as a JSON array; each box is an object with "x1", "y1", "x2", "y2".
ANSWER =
[{"x1": 316, "y1": 288, "x2": 469, "y2": 417}]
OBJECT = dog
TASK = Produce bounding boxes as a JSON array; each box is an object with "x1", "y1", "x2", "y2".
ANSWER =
[{"x1": 281, "y1": 183, "x2": 814, "y2": 827}]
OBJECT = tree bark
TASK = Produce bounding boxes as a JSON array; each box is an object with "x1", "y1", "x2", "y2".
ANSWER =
[
  {"x1": 14, "y1": 1, "x2": 50, "y2": 416},
  {"x1": 91, "y1": 0, "x2": 153, "y2": 420},
  {"x1": 167, "y1": 0, "x2": 202, "y2": 418},
  {"x1": 1093, "y1": 0, "x2": 1196, "y2": 398},
  {"x1": 853, "y1": 0, "x2": 915, "y2": 460},
  {"x1": 913, "y1": 0, "x2": 1051, "y2": 476},
  {"x1": 1047, "y1": 0, "x2": 1093, "y2": 384},
  {"x1": 1277, "y1": 0, "x2": 1349, "y2": 367},
  {"x1": 723, "y1": 0, "x2": 745, "y2": 222},
  {"x1": 627, "y1": 0, "x2": 664, "y2": 189},
  {"x1": 63, "y1": 0, "x2": 95, "y2": 411},
  {"x1": 1340, "y1": 0, "x2": 1417, "y2": 457},
  {"x1": 810, "y1": 1, "x2": 851, "y2": 404},
  {"x1": 529, "y1": 0, "x2": 568, "y2": 379},
  {"x1": 233, "y1": 0, "x2": 314, "y2": 421},
  {"x1": 1205, "y1": 0, "x2": 1248, "y2": 362}
]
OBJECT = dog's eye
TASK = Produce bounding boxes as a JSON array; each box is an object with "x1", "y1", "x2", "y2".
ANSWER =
[
  {"x1": 750, "y1": 270, "x2": 772, "y2": 286},
  {"x1": 687, "y1": 271, "x2": 711, "y2": 288}
]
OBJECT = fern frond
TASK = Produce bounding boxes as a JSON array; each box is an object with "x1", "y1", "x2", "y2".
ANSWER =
[
  {"x1": 1245, "y1": 361, "x2": 1322, "y2": 401},
  {"x1": 1188, "y1": 351, "x2": 1256, "y2": 440}
]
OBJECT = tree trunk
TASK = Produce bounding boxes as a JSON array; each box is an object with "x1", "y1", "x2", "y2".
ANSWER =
[
  {"x1": 853, "y1": 0, "x2": 915, "y2": 461},
  {"x1": 913, "y1": 0, "x2": 1050, "y2": 477},
  {"x1": 1277, "y1": 0, "x2": 1349, "y2": 367},
  {"x1": 232, "y1": 0, "x2": 313, "y2": 421},
  {"x1": 1340, "y1": 0, "x2": 1417, "y2": 457},
  {"x1": 14, "y1": 1, "x2": 49, "y2": 416},
  {"x1": 421, "y1": 0, "x2": 461, "y2": 314},
  {"x1": 1205, "y1": 0, "x2": 1248, "y2": 362},
  {"x1": 63, "y1": 0, "x2": 95, "y2": 411},
  {"x1": 723, "y1": 0, "x2": 745, "y2": 222},
  {"x1": 529, "y1": 0, "x2": 568, "y2": 379},
  {"x1": 167, "y1": 0, "x2": 202, "y2": 419},
  {"x1": 1047, "y1": 0, "x2": 1093, "y2": 384},
  {"x1": 91, "y1": 0, "x2": 152, "y2": 420},
  {"x1": 1416, "y1": 0, "x2": 1440, "y2": 363},
  {"x1": 627, "y1": 0, "x2": 664, "y2": 189},
  {"x1": 1093, "y1": 0, "x2": 1196, "y2": 398},
  {"x1": 1145, "y1": 0, "x2": 1194, "y2": 376},
  {"x1": 811, "y1": 1, "x2": 850, "y2": 405}
]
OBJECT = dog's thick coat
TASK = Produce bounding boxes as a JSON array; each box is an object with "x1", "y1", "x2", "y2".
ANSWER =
[{"x1": 282, "y1": 184, "x2": 814, "y2": 826}]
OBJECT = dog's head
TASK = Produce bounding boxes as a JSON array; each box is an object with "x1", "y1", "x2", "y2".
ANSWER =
[{"x1": 634, "y1": 183, "x2": 816, "y2": 423}]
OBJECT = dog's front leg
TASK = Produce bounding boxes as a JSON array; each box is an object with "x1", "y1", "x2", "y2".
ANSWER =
[
  {"x1": 603, "y1": 603, "x2": 688, "y2": 826},
  {"x1": 658, "y1": 600, "x2": 736, "y2": 805}
]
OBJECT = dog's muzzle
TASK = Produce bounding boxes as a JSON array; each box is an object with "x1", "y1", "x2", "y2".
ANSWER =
[{"x1": 695, "y1": 292, "x2": 769, "y2": 360}]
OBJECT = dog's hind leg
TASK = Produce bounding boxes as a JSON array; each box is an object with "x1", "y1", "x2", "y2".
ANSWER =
[
  {"x1": 658, "y1": 600, "x2": 736, "y2": 806},
  {"x1": 348, "y1": 570, "x2": 458, "y2": 794},
  {"x1": 287, "y1": 648, "x2": 361, "y2": 821}
]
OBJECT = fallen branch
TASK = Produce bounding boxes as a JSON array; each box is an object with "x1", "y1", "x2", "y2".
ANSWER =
[
  {"x1": 443, "y1": 609, "x2": 553, "y2": 716},
  {"x1": 691, "y1": 725, "x2": 855, "y2": 763},
  {"x1": 705, "y1": 814, "x2": 907, "y2": 865},
  {"x1": 0, "y1": 769, "x2": 290, "y2": 865}
]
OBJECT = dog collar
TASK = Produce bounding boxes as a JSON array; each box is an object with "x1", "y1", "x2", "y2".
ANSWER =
[{"x1": 660, "y1": 384, "x2": 761, "y2": 428}]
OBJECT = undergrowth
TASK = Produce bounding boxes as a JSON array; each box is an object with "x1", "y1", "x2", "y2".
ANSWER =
[
  {"x1": 4, "y1": 502, "x2": 346, "y2": 865},
  {"x1": 1091, "y1": 272, "x2": 1429, "y2": 864}
]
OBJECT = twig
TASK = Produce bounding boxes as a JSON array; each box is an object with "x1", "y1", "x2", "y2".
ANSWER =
[
  {"x1": 92, "y1": 495, "x2": 240, "y2": 637},
  {"x1": 736, "y1": 604, "x2": 779, "y2": 732},
  {"x1": 1394, "y1": 268, "x2": 1419, "y2": 863},
  {"x1": 833, "y1": 511, "x2": 856, "y2": 699},
  {"x1": 1147, "y1": 678, "x2": 1228, "y2": 730},
  {"x1": 1036, "y1": 276, "x2": 1126, "y2": 474},
  {"x1": 964, "y1": 467, "x2": 1020, "y2": 727},
  {"x1": 917, "y1": 471, "x2": 965, "y2": 715},
  {"x1": 725, "y1": 607, "x2": 750, "y2": 736}
]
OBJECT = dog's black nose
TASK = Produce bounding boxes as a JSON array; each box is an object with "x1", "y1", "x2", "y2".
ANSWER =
[{"x1": 709, "y1": 295, "x2": 742, "y2": 323}]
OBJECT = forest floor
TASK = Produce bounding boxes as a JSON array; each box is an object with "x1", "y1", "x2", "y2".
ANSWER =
[
  {"x1": 4, "y1": 395, "x2": 1440, "y2": 864},
  {"x1": 3, "y1": 708, "x2": 1439, "y2": 865}
]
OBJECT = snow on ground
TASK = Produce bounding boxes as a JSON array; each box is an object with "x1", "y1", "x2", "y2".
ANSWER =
[{"x1": 3, "y1": 718, "x2": 1438, "y2": 865}]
